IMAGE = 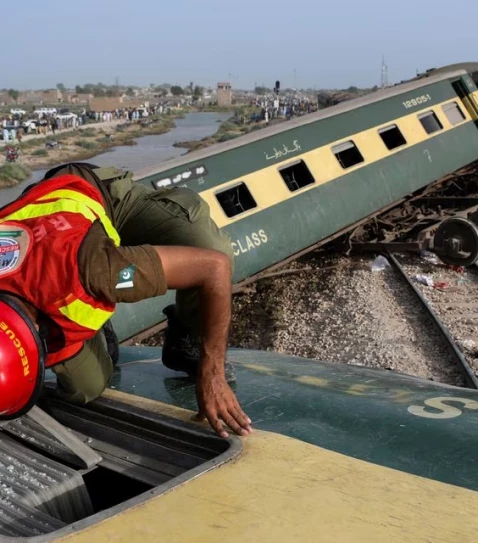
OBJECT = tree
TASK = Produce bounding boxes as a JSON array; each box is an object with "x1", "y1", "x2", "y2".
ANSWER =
[
  {"x1": 154, "y1": 88, "x2": 167, "y2": 98},
  {"x1": 8, "y1": 89, "x2": 19, "y2": 103},
  {"x1": 193, "y1": 85, "x2": 204, "y2": 100},
  {"x1": 75, "y1": 85, "x2": 84, "y2": 94},
  {"x1": 170, "y1": 85, "x2": 184, "y2": 96},
  {"x1": 126, "y1": 87, "x2": 135, "y2": 97},
  {"x1": 254, "y1": 86, "x2": 270, "y2": 95},
  {"x1": 346, "y1": 86, "x2": 358, "y2": 93},
  {"x1": 56, "y1": 83, "x2": 66, "y2": 92}
]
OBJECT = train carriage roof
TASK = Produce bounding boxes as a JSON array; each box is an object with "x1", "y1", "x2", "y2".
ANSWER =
[{"x1": 135, "y1": 65, "x2": 473, "y2": 180}]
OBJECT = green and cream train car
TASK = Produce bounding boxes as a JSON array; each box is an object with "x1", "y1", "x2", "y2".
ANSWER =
[
  {"x1": 4, "y1": 63, "x2": 478, "y2": 543},
  {"x1": 3, "y1": 347, "x2": 478, "y2": 542},
  {"x1": 113, "y1": 63, "x2": 478, "y2": 341}
]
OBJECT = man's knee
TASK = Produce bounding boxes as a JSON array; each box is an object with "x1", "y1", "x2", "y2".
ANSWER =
[
  {"x1": 207, "y1": 229, "x2": 235, "y2": 270},
  {"x1": 54, "y1": 368, "x2": 111, "y2": 405},
  {"x1": 51, "y1": 336, "x2": 113, "y2": 405}
]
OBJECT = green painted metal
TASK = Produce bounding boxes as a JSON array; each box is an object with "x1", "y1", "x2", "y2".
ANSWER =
[
  {"x1": 112, "y1": 346, "x2": 478, "y2": 492},
  {"x1": 112, "y1": 121, "x2": 478, "y2": 341},
  {"x1": 137, "y1": 80, "x2": 458, "y2": 192}
]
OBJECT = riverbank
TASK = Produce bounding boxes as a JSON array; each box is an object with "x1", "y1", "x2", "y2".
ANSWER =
[
  {"x1": 173, "y1": 113, "x2": 285, "y2": 152},
  {"x1": 0, "y1": 114, "x2": 181, "y2": 188},
  {"x1": 0, "y1": 163, "x2": 31, "y2": 188}
]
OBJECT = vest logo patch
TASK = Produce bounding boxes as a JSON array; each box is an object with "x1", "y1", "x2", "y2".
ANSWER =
[
  {"x1": 0, "y1": 223, "x2": 31, "y2": 278},
  {"x1": 116, "y1": 265, "x2": 135, "y2": 289}
]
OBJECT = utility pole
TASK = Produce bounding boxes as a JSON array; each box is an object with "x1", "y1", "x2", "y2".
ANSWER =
[{"x1": 380, "y1": 56, "x2": 389, "y2": 89}]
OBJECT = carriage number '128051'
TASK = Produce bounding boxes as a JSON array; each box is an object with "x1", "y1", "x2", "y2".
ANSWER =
[{"x1": 403, "y1": 94, "x2": 431, "y2": 109}]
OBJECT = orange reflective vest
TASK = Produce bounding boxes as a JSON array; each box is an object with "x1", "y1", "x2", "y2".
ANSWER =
[{"x1": 0, "y1": 174, "x2": 120, "y2": 366}]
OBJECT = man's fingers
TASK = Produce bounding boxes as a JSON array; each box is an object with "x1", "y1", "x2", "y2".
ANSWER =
[
  {"x1": 223, "y1": 413, "x2": 249, "y2": 436},
  {"x1": 207, "y1": 414, "x2": 229, "y2": 439},
  {"x1": 230, "y1": 407, "x2": 252, "y2": 429}
]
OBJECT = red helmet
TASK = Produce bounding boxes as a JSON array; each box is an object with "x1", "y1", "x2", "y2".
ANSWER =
[{"x1": 0, "y1": 293, "x2": 45, "y2": 420}]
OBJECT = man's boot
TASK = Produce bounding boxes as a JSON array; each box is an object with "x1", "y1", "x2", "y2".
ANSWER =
[
  {"x1": 162, "y1": 305, "x2": 236, "y2": 382},
  {"x1": 102, "y1": 320, "x2": 120, "y2": 366}
]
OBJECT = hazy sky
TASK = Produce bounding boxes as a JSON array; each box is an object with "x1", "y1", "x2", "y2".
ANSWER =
[{"x1": 2, "y1": 0, "x2": 476, "y2": 90}]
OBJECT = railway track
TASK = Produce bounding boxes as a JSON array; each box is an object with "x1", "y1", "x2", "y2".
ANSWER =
[
  {"x1": 128, "y1": 162, "x2": 478, "y2": 346},
  {"x1": 386, "y1": 252, "x2": 478, "y2": 389},
  {"x1": 137, "y1": 164, "x2": 478, "y2": 389}
]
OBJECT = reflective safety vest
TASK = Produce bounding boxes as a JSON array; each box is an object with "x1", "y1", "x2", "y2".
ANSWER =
[{"x1": 0, "y1": 174, "x2": 120, "y2": 366}]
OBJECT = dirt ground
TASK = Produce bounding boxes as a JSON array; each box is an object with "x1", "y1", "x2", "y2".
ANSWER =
[
  {"x1": 142, "y1": 250, "x2": 470, "y2": 387},
  {"x1": 228, "y1": 252, "x2": 465, "y2": 386}
]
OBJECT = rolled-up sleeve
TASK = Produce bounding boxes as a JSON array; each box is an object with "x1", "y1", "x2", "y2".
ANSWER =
[{"x1": 78, "y1": 222, "x2": 167, "y2": 303}]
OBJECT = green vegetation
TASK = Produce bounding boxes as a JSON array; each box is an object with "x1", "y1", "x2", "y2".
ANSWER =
[
  {"x1": 31, "y1": 148, "x2": 48, "y2": 157},
  {"x1": 170, "y1": 85, "x2": 184, "y2": 96},
  {"x1": 75, "y1": 140, "x2": 98, "y2": 150},
  {"x1": 217, "y1": 132, "x2": 239, "y2": 142},
  {"x1": 7, "y1": 89, "x2": 19, "y2": 103},
  {"x1": 0, "y1": 163, "x2": 31, "y2": 187},
  {"x1": 80, "y1": 128, "x2": 96, "y2": 138}
]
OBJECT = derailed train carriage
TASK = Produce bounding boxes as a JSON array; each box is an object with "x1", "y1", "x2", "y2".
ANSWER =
[
  {"x1": 113, "y1": 62, "x2": 478, "y2": 342},
  {"x1": 2, "y1": 64, "x2": 478, "y2": 542}
]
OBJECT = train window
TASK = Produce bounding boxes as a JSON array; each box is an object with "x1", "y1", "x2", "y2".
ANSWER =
[
  {"x1": 279, "y1": 160, "x2": 315, "y2": 192},
  {"x1": 442, "y1": 102, "x2": 466, "y2": 125},
  {"x1": 332, "y1": 141, "x2": 364, "y2": 169},
  {"x1": 418, "y1": 111, "x2": 443, "y2": 134},
  {"x1": 378, "y1": 124, "x2": 407, "y2": 150},
  {"x1": 215, "y1": 182, "x2": 257, "y2": 218}
]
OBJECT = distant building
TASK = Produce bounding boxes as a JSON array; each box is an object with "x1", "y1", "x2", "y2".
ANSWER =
[
  {"x1": 89, "y1": 97, "x2": 123, "y2": 112},
  {"x1": 217, "y1": 82, "x2": 232, "y2": 106},
  {"x1": 17, "y1": 91, "x2": 43, "y2": 104},
  {"x1": 121, "y1": 96, "x2": 148, "y2": 108},
  {"x1": 41, "y1": 89, "x2": 63, "y2": 103},
  {"x1": 89, "y1": 96, "x2": 148, "y2": 112},
  {"x1": 70, "y1": 93, "x2": 93, "y2": 104}
]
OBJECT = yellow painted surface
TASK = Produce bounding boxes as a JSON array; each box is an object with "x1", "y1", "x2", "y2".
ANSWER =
[
  {"x1": 199, "y1": 98, "x2": 471, "y2": 228},
  {"x1": 56, "y1": 391, "x2": 478, "y2": 543}
]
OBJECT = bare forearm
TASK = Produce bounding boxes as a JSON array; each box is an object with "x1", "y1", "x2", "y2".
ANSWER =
[
  {"x1": 152, "y1": 245, "x2": 251, "y2": 437},
  {"x1": 198, "y1": 259, "x2": 231, "y2": 377},
  {"x1": 153, "y1": 246, "x2": 232, "y2": 373}
]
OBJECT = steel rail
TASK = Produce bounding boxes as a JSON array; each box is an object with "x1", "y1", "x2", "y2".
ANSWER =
[{"x1": 386, "y1": 252, "x2": 478, "y2": 389}]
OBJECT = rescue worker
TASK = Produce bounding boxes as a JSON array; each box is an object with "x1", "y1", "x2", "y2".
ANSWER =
[{"x1": 0, "y1": 162, "x2": 252, "y2": 439}]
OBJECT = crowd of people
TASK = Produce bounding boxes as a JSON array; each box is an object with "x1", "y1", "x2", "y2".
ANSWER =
[
  {"x1": 236, "y1": 95, "x2": 319, "y2": 125},
  {"x1": 0, "y1": 103, "x2": 171, "y2": 143}
]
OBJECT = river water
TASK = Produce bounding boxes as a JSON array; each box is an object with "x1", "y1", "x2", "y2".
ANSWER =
[{"x1": 1, "y1": 112, "x2": 230, "y2": 205}]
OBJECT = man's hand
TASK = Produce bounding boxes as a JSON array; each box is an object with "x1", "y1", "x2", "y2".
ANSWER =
[
  {"x1": 196, "y1": 374, "x2": 252, "y2": 438},
  {"x1": 155, "y1": 245, "x2": 251, "y2": 438}
]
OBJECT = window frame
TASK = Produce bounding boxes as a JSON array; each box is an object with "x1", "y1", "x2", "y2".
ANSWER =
[
  {"x1": 377, "y1": 124, "x2": 407, "y2": 151},
  {"x1": 418, "y1": 110, "x2": 443, "y2": 135},
  {"x1": 278, "y1": 159, "x2": 316, "y2": 193},
  {"x1": 215, "y1": 181, "x2": 257, "y2": 219},
  {"x1": 331, "y1": 140, "x2": 365, "y2": 169},
  {"x1": 441, "y1": 101, "x2": 466, "y2": 126}
]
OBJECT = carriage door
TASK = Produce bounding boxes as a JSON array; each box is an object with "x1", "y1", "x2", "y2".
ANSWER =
[{"x1": 452, "y1": 78, "x2": 478, "y2": 121}]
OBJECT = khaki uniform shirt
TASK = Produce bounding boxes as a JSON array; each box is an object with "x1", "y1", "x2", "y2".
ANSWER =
[{"x1": 42, "y1": 163, "x2": 167, "y2": 304}]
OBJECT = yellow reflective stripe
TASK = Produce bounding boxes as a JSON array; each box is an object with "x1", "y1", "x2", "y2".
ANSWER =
[
  {"x1": 4, "y1": 200, "x2": 98, "y2": 223},
  {"x1": 3, "y1": 193, "x2": 120, "y2": 246},
  {"x1": 37, "y1": 190, "x2": 120, "y2": 246},
  {"x1": 38, "y1": 189, "x2": 106, "y2": 215},
  {"x1": 58, "y1": 299, "x2": 113, "y2": 330}
]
